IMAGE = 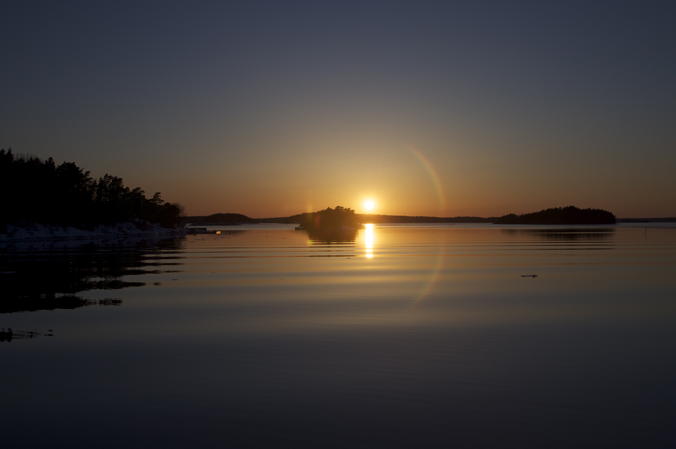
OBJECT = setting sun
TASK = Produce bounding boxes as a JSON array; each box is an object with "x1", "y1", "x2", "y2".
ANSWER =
[{"x1": 362, "y1": 198, "x2": 377, "y2": 213}]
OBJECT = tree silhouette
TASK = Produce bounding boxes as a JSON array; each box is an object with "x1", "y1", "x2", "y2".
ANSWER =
[{"x1": 0, "y1": 148, "x2": 183, "y2": 228}]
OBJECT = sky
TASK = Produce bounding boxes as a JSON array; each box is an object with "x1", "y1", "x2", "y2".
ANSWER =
[{"x1": 2, "y1": 0, "x2": 675, "y2": 217}]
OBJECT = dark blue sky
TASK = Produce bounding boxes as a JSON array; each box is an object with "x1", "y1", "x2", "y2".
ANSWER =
[{"x1": 2, "y1": 1, "x2": 675, "y2": 216}]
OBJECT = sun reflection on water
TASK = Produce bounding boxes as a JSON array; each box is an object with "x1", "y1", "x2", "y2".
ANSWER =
[{"x1": 363, "y1": 223, "x2": 376, "y2": 259}]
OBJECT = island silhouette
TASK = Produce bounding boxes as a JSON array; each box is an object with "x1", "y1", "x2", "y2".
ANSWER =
[
  {"x1": 294, "y1": 206, "x2": 362, "y2": 242},
  {"x1": 493, "y1": 206, "x2": 616, "y2": 225},
  {"x1": 187, "y1": 205, "x2": 617, "y2": 227}
]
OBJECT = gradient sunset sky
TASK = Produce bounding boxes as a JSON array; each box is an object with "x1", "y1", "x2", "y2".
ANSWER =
[{"x1": 2, "y1": 1, "x2": 675, "y2": 217}]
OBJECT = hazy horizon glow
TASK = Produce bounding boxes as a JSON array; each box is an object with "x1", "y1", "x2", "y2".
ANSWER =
[{"x1": 2, "y1": 1, "x2": 676, "y2": 217}]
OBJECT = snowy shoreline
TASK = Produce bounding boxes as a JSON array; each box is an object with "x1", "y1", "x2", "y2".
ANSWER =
[{"x1": 0, "y1": 222, "x2": 185, "y2": 244}]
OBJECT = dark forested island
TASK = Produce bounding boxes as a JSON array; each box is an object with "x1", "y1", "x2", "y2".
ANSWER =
[
  {"x1": 295, "y1": 206, "x2": 361, "y2": 231},
  {"x1": 294, "y1": 206, "x2": 362, "y2": 242},
  {"x1": 493, "y1": 206, "x2": 616, "y2": 225},
  {"x1": 0, "y1": 149, "x2": 182, "y2": 232},
  {"x1": 187, "y1": 205, "x2": 618, "y2": 226}
]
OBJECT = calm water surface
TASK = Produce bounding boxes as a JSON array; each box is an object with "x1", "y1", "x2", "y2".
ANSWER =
[{"x1": 2, "y1": 224, "x2": 676, "y2": 448}]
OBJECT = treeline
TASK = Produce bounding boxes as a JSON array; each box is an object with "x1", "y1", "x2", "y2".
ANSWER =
[
  {"x1": 0, "y1": 149, "x2": 182, "y2": 228},
  {"x1": 495, "y1": 206, "x2": 616, "y2": 225}
]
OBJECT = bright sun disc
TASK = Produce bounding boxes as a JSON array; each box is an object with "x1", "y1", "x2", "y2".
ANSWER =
[{"x1": 362, "y1": 198, "x2": 376, "y2": 213}]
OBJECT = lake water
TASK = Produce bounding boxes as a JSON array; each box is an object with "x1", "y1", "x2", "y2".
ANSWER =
[{"x1": 2, "y1": 224, "x2": 676, "y2": 448}]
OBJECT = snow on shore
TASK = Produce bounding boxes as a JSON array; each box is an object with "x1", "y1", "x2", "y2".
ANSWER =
[{"x1": 0, "y1": 222, "x2": 185, "y2": 244}]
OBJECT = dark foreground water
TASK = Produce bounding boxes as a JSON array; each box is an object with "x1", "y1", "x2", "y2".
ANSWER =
[{"x1": 2, "y1": 224, "x2": 676, "y2": 448}]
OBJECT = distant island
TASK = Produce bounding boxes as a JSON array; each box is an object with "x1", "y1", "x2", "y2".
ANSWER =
[
  {"x1": 186, "y1": 205, "x2": 617, "y2": 226},
  {"x1": 295, "y1": 206, "x2": 361, "y2": 231},
  {"x1": 295, "y1": 206, "x2": 362, "y2": 242},
  {"x1": 187, "y1": 213, "x2": 255, "y2": 226},
  {"x1": 493, "y1": 206, "x2": 616, "y2": 225},
  {"x1": 0, "y1": 149, "x2": 183, "y2": 238}
]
